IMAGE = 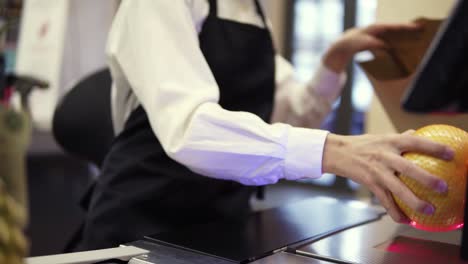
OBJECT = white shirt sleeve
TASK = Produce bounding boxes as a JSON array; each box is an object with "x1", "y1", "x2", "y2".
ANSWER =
[
  {"x1": 107, "y1": 0, "x2": 329, "y2": 186},
  {"x1": 271, "y1": 55, "x2": 347, "y2": 128}
]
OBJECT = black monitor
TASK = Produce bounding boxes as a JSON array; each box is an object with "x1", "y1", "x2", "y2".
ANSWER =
[
  {"x1": 402, "y1": 0, "x2": 468, "y2": 113},
  {"x1": 401, "y1": 0, "x2": 468, "y2": 260}
]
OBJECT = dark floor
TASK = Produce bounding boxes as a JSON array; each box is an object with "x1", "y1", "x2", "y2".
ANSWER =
[{"x1": 26, "y1": 152, "x2": 365, "y2": 257}]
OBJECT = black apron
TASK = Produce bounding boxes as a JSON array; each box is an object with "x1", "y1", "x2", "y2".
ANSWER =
[{"x1": 78, "y1": 0, "x2": 275, "y2": 250}]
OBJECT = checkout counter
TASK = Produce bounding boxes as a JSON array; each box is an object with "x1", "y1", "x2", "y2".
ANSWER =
[
  {"x1": 25, "y1": 196, "x2": 468, "y2": 264},
  {"x1": 127, "y1": 199, "x2": 467, "y2": 264}
]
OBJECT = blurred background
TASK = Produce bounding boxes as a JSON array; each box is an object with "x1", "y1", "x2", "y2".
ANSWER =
[{"x1": 0, "y1": 0, "x2": 436, "y2": 257}]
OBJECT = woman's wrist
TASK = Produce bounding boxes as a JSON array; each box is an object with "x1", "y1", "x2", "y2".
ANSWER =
[{"x1": 322, "y1": 133, "x2": 347, "y2": 175}]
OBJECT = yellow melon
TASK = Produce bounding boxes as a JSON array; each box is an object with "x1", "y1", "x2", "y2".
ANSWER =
[{"x1": 394, "y1": 125, "x2": 468, "y2": 232}]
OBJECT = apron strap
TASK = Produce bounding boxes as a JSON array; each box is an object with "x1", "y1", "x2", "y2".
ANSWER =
[
  {"x1": 254, "y1": 0, "x2": 268, "y2": 27},
  {"x1": 208, "y1": 0, "x2": 217, "y2": 17}
]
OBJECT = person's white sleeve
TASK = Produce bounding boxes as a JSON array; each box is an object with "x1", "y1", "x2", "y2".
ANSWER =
[
  {"x1": 107, "y1": 0, "x2": 328, "y2": 185},
  {"x1": 271, "y1": 55, "x2": 347, "y2": 128}
]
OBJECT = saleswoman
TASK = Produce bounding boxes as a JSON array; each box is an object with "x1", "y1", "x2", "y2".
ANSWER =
[{"x1": 77, "y1": 0, "x2": 453, "y2": 250}]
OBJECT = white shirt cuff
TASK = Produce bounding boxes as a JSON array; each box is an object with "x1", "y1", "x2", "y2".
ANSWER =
[
  {"x1": 284, "y1": 127, "x2": 329, "y2": 180},
  {"x1": 308, "y1": 64, "x2": 347, "y2": 103}
]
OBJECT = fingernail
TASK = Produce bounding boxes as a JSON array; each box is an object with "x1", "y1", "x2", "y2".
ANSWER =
[
  {"x1": 435, "y1": 180, "x2": 448, "y2": 193},
  {"x1": 421, "y1": 204, "x2": 435, "y2": 215},
  {"x1": 443, "y1": 149, "x2": 455, "y2": 160}
]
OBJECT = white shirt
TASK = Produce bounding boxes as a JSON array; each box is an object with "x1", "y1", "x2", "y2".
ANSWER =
[{"x1": 106, "y1": 0, "x2": 346, "y2": 186}]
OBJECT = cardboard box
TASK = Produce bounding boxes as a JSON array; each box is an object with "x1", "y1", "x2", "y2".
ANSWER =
[{"x1": 360, "y1": 18, "x2": 468, "y2": 132}]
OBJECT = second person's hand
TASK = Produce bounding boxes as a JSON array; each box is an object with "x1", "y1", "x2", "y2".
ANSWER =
[{"x1": 322, "y1": 22, "x2": 421, "y2": 73}]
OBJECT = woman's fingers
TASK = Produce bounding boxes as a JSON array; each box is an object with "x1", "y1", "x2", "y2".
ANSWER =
[
  {"x1": 395, "y1": 134, "x2": 454, "y2": 160},
  {"x1": 383, "y1": 152, "x2": 448, "y2": 193},
  {"x1": 357, "y1": 35, "x2": 388, "y2": 51},
  {"x1": 371, "y1": 185, "x2": 408, "y2": 223},
  {"x1": 376, "y1": 165, "x2": 435, "y2": 216},
  {"x1": 365, "y1": 23, "x2": 422, "y2": 36}
]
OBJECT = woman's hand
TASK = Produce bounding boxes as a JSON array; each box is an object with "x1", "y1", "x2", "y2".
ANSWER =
[
  {"x1": 322, "y1": 132, "x2": 454, "y2": 223},
  {"x1": 323, "y1": 23, "x2": 421, "y2": 73}
]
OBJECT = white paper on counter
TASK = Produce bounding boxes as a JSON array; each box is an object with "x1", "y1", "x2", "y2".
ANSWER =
[{"x1": 25, "y1": 246, "x2": 149, "y2": 264}]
